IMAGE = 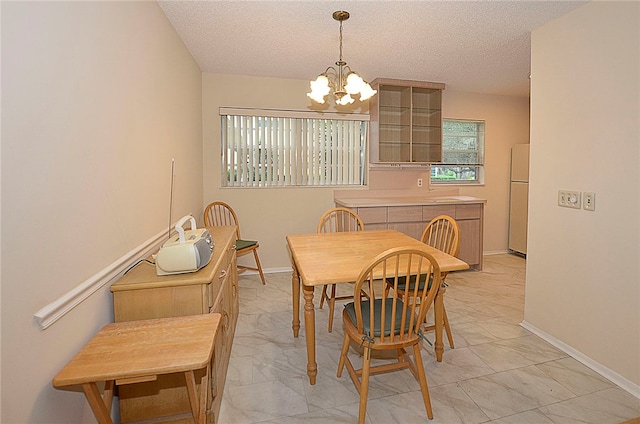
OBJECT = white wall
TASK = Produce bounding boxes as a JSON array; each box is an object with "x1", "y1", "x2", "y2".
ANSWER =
[
  {"x1": 526, "y1": 1, "x2": 639, "y2": 390},
  {"x1": 1, "y1": 2, "x2": 203, "y2": 422},
  {"x1": 202, "y1": 74, "x2": 530, "y2": 269}
]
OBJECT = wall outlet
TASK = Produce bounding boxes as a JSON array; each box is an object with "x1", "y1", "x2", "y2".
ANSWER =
[
  {"x1": 558, "y1": 190, "x2": 581, "y2": 209},
  {"x1": 417, "y1": 178, "x2": 423, "y2": 187},
  {"x1": 583, "y1": 192, "x2": 596, "y2": 211}
]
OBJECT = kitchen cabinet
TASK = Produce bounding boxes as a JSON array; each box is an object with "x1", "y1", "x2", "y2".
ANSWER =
[
  {"x1": 369, "y1": 78, "x2": 445, "y2": 164},
  {"x1": 336, "y1": 197, "x2": 484, "y2": 270},
  {"x1": 110, "y1": 226, "x2": 238, "y2": 424}
]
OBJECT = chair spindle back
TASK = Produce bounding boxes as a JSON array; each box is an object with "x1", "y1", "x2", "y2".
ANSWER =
[{"x1": 317, "y1": 207, "x2": 364, "y2": 234}]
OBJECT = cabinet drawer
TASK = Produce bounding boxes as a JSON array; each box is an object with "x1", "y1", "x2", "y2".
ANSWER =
[
  {"x1": 356, "y1": 207, "x2": 387, "y2": 224},
  {"x1": 455, "y1": 204, "x2": 482, "y2": 219},
  {"x1": 422, "y1": 205, "x2": 456, "y2": 221},
  {"x1": 388, "y1": 206, "x2": 422, "y2": 222},
  {"x1": 113, "y1": 285, "x2": 206, "y2": 322}
]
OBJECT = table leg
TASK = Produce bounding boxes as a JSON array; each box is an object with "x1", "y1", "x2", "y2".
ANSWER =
[
  {"x1": 82, "y1": 382, "x2": 114, "y2": 424},
  {"x1": 434, "y1": 285, "x2": 444, "y2": 362},
  {"x1": 303, "y1": 284, "x2": 317, "y2": 385},
  {"x1": 185, "y1": 369, "x2": 207, "y2": 424},
  {"x1": 292, "y1": 264, "x2": 300, "y2": 337},
  {"x1": 103, "y1": 380, "x2": 114, "y2": 412},
  {"x1": 200, "y1": 366, "x2": 208, "y2": 424}
]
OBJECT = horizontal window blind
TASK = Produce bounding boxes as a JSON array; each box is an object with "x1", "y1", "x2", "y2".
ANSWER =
[
  {"x1": 441, "y1": 120, "x2": 485, "y2": 166},
  {"x1": 221, "y1": 109, "x2": 368, "y2": 187},
  {"x1": 432, "y1": 119, "x2": 485, "y2": 184}
]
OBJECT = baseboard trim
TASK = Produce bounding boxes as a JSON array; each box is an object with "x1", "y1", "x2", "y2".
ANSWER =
[
  {"x1": 33, "y1": 228, "x2": 168, "y2": 330},
  {"x1": 239, "y1": 266, "x2": 293, "y2": 276},
  {"x1": 484, "y1": 250, "x2": 511, "y2": 256},
  {"x1": 520, "y1": 320, "x2": 640, "y2": 399}
]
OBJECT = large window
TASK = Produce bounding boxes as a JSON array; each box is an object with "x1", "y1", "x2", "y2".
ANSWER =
[
  {"x1": 431, "y1": 119, "x2": 485, "y2": 184},
  {"x1": 221, "y1": 108, "x2": 368, "y2": 187}
]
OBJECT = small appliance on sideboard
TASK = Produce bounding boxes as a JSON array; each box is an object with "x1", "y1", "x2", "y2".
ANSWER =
[{"x1": 155, "y1": 215, "x2": 214, "y2": 276}]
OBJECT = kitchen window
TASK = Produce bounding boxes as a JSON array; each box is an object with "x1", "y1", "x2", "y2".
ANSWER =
[
  {"x1": 431, "y1": 119, "x2": 485, "y2": 184},
  {"x1": 220, "y1": 108, "x2": 368, "y2": 187}
]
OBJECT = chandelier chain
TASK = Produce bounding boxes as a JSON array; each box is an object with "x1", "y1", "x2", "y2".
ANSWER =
[{"x1": 338, "y1": 19, "x2": 344, "y2": 63}]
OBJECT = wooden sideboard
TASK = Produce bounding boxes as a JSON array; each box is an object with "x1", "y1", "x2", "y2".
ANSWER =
[
  {"x1": 110, "y1": 226, "x2": 238, "y2": 424},
  {"x1": 336, "y1": 196, "x2": 485, "y2": 270}
]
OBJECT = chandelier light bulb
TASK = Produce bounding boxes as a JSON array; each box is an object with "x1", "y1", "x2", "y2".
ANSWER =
[
  {"x1": 307, "y1": 75, "x2": 331, "y2": 103},
  {"x1": 358, "y1": 83, "x2": 377, "y2": 101},
  {"x1": 344, "y1": 72, "x2": 366, "y2": 95}
]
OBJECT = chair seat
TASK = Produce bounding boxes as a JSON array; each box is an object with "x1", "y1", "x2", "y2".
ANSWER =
[
  {"x1": 388, "y1": 274, "x2": 434, "y2": 292},
  {"x1": 236, "y1": 239, "x2": 258, "y2": 251},
  {"x1": 344, "y1": 298, "x2": 412, "y2": 337}
]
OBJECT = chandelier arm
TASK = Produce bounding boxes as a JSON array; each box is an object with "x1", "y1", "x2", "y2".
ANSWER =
[{"x1": 323, "y1": 66, "x2": 338, "y2": 76}]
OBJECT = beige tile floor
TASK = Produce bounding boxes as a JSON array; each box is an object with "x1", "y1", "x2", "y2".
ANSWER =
[{"x1": 220, "y1": 254, "x2": 640, "y2": 423}]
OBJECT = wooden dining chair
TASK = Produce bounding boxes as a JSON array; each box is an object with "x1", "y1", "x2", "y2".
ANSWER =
[
  {"x1": 317, "y1": 207, "x2": 365, "y2": 332},
  {"x1": 204, "y1": 201, "x2": 266, "y2": 285},
  {"x1": 419, "y1": 215, "x2": 459, "y2": 347},
  {"x1": 337, "y1": 246, "x2": 442, "y2": 423},
  {"x1": 385, "y1": 215, "x2": 459, "y2": 348}
]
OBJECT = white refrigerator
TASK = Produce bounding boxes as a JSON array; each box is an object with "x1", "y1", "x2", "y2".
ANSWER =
[{"x1": 508, "y1": 144, "x2": 529, "y2": 255}]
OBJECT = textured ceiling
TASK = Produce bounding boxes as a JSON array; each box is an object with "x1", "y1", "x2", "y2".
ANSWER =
[{"x1": 158, "y1": 1, "x2": 586, "y2": 97}]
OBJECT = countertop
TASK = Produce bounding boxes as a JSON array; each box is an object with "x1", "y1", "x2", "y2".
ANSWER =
[{"x1": 334, "y1": 195, "x2": 486, "y2": 208}]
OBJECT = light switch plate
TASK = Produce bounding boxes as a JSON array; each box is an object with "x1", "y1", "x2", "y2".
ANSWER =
[{"x1": 558, "y1": 190, "x2": 581, "y2": 209}]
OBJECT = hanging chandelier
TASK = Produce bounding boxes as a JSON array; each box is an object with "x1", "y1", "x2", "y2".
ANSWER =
[{"x1": 307, "y1": 11, "x2": 377, "y2": 106}]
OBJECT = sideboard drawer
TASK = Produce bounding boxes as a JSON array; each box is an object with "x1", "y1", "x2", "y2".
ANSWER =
[
  {"x1": 356, "y1": 207, "x2": 387, "y2": 224},
  {"x1": 422, "y1": 205, "x2": 456, "y2": 221},
  {"x1": 387, "y1": 206, "x2": 422, "y2": 222},
  {"x1": 455, "y1": 204, "x2": 482, "y2": 219}
]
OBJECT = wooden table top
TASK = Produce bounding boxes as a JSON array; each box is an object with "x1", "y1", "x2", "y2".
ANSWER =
[
  {"x1": 286, "y1": 229, "x2": 469, "y2": 286},
  {"x1": 53, "y1": 314, "x2": 220, "y2": 387}
]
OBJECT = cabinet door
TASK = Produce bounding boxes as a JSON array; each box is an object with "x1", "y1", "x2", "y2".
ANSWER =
[
  {"x1": 412, "y1": 87, "x2": 442, "y2": 162},
  {"x1": 377, "y1": 85, "x2": 412, "y2": 162},
  {"x1": 457, "y1": 219, "x2": 481, "y2": 267},
  {"x1": 209, "y1": 257, "x2": 236, "y2": 420},
  {"x1": 210, "y1": 289, "x2": 225, "y2": 402}
]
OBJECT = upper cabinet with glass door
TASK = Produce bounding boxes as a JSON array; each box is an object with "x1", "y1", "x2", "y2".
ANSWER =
[{"x1": 369, "y1": 78, "x2": 445, "y2": 164}]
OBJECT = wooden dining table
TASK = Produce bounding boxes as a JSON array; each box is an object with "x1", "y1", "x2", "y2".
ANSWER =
[{"x1": 286, "y1": 229, "x2": 469, "y2": 385}]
